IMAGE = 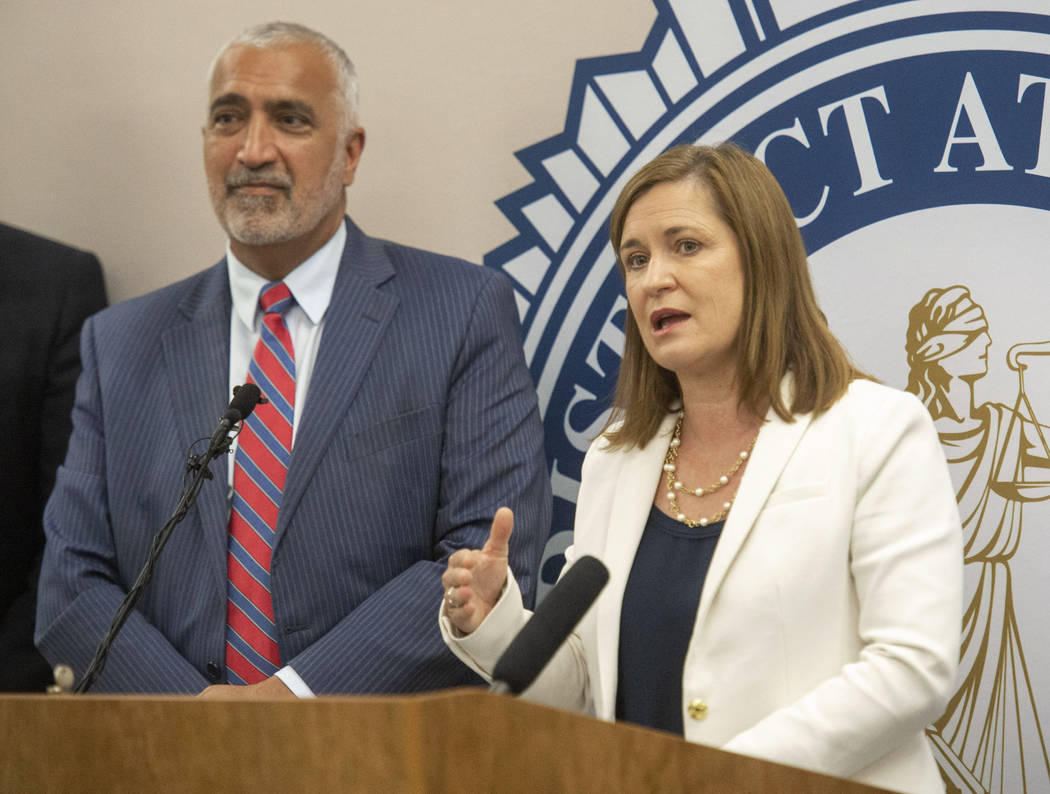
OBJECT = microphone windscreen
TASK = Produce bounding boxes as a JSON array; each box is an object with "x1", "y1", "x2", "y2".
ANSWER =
[
  {"x1": 492, "y1": 555, "x2": 609, "y2": 695},
  {"x1": 226, "y1": 383, "x2": 263, "y2": 422}
]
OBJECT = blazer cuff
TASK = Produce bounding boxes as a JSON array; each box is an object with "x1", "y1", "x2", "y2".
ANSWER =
[{"x1": 438, "y1": 569, "x2": 531, "y2": 680}]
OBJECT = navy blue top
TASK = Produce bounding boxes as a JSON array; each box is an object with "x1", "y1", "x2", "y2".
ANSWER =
[{"x1": 615, "y1": 505, "x2": 724, "y2": 735}]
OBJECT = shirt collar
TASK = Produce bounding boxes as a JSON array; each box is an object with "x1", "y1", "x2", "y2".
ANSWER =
[{"x1": 227, "y1": 219, "x2": 347, "y2": 330}]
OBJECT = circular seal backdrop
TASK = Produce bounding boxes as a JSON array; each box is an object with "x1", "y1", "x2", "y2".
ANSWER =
[{"x1": 485, "y1": 2, "x2": 1050, "y2": 791}]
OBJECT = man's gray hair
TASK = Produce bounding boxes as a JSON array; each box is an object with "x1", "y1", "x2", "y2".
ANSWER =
[{"x1": 209, "y1": 21, "x2": 360, "y2": 134}]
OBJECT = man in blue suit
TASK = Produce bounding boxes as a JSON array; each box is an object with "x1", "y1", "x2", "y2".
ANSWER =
[{"x1": 35, "y1": 22, "x2": 550, "y2": 696}]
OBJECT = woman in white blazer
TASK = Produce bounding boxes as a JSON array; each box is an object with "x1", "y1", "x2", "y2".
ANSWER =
[{"x1": 440, "y1": 143, "x2": 963, "y2": 794}]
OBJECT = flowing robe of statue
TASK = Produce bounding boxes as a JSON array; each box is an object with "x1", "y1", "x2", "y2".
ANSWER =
[{"x1": 928, "y1": 402, "x2": 1050, "y2": 793}]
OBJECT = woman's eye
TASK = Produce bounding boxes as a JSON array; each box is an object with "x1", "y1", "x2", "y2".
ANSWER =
[{"x1": 679, "y1": 240, "x2": 700, "y2": 254}]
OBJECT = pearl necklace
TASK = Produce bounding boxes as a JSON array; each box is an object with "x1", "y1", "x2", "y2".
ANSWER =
[{"x1": 662, "y1": 415, "x2": 757, "y2": 528}]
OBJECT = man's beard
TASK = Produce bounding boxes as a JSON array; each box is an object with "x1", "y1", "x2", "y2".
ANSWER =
[{"x1": 211, "y1": 157, "x2": 346, "y2": 246}]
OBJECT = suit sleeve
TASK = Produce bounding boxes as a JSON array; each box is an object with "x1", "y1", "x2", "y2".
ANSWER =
[
  {"x1": 721, "y1": 393, "x2": 963, "y2": 777},
  {"x1": 439, "y1": 548, "x2": 591, "y2": 712},
  {"x1": 288, "y1": 271, "x2": 551, "y2": 694},
  {"x1": 35, "y1": 315, "x2": 211, "y2": 692}
]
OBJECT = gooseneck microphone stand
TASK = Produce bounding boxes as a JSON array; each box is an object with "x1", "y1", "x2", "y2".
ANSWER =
[{"x1": 73, "y1": 385, "x2": 263, "y2": 694}]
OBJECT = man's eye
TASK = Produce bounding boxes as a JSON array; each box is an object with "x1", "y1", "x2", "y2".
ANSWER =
[{"x1": 212, "y1": 112, "x2": 239, "y2": 126}]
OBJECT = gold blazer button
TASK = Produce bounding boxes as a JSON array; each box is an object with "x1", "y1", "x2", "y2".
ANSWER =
[{"x1": 688, "y1": 699, "x2": 708, "y2": 720}]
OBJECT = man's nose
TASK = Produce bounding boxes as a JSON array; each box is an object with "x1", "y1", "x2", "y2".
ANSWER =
[{"x1": 237, "y1": 116, "x2": 278, "y2": 169}]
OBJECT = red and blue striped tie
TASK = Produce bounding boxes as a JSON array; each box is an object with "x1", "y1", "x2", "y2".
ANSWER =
[{"x1": 225, "y1": 281, "x2": 295, "y2": 684}]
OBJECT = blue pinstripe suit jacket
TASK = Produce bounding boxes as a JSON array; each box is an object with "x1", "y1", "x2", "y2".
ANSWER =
[{"x1": 35, "y1": 217, "x2": 550, "y2": 694}]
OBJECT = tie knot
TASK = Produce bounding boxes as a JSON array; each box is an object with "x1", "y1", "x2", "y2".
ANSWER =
[{"x1": 259, "y1": 282, "x2": 293, "y2": 315}]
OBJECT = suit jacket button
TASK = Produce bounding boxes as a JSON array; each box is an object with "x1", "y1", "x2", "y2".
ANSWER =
[
  {"x1": 206, "y1": 662, "x2": 221, "y2": 682},
  {"x1": 688, "y1": 699, "x2": 708, "y2": 720}
]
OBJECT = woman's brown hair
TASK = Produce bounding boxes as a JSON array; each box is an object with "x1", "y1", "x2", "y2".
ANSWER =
[{"x1": 603, "y1": 142, "x2": 866, "y2": 449}]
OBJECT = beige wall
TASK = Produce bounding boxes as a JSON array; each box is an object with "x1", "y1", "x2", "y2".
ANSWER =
[{"x1": 1, "y1": 0, "x2": 655, "y2": 303}]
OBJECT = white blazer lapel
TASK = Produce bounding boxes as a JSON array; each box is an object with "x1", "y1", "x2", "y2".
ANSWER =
[
  {"x1": 593, "y1": 413, "x2": 677, "y2": 719},
  {"x1": 695, "y1": 381, "x2": 813, "y2": 628}
]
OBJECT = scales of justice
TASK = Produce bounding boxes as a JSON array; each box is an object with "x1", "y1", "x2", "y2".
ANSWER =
[{"x1": 992, "y1": 341, "x2": 1050, "y2": 502}]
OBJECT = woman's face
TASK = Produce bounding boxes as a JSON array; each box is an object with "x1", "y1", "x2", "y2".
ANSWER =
[
  {"x1": 619, "y1": 179, "x2": 745, "y2": 384},
  {"x1": 941, "y1": 330, "x2": 992, "y2": 380}
]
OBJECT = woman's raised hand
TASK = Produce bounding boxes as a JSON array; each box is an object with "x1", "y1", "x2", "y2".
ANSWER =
[{"x1": 442, "y1": 507, "x2": 514, "y2": 635}]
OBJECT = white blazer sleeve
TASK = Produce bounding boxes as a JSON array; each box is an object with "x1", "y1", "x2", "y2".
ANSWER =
[{"x1": 440, "y1": 562, "x2": 591, "y2": 712}]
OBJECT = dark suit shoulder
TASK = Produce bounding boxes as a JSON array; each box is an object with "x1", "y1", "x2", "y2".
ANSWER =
[
  {"x1": 0, "y1": 222, "x2": 105, "y2": 295},
  {"x1": 376, "y1": 244, "x2": 520, "y2": 344},
  {"x1": 94, "y1": 262, "x2": 226, "y2": 327},
  {"x1": 0, "y1": 223, "x2": 107, "y2": 351},
  {"x1": 372, "y1": 237, "x2": 508, "y2": 298},
  {"x1": 88, "y1": 262, "x2": 227, "y2": 358},
  {"x1": 1, "y1": 222, "x2": 100, "y2": 268}
]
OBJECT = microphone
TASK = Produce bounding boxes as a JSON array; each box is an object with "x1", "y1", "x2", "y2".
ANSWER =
[
  {"x1": 491, "y1": 555, "x2": 609, "y2": 695},
  {"x1": 226, "y1": 383, "x2": 265, "y2": 423},
  {"x1": 209, "y1": 383, "x2": 265, "y2": 451}
]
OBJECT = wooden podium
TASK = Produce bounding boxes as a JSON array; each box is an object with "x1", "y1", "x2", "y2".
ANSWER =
[{"x1": 3, "y1": 688, "x2": 892, "y2": 792}]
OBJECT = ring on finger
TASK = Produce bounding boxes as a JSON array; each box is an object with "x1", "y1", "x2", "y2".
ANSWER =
[{"x1": 445, "y1": 586, "x2": 461, "y2": 609}]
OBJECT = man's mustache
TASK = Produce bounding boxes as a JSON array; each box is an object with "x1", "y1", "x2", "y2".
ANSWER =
[{"x1": 225, "y1": 169, "x2": 293, "y2": 192}]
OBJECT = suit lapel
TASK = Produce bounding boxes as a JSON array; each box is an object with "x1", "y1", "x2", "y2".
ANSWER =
[
  {"x1": 276, "y1": 218, "x2": 399, "y2": 538},
  {"x1": 694, "y1": 378, "x2": 813, "y2": 628},
  {"x1": 160, "y1": 263, "x2": 232, "y2": 593},
  {"x1": 594, "y1": 414, "x2": 677, "y2": 718}
]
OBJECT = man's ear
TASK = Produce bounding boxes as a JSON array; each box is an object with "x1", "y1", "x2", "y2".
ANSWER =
[{"x1": 343, "y1": 128, "x2": 365, "y2": 187}]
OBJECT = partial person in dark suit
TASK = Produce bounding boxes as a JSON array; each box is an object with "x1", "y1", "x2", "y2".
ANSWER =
[
  {"x1": 1, "y1": 223, "x2": 107, "y2": 691},
  {"x1": 35, "y1": 21, "x2": 550, "y2": 696}
]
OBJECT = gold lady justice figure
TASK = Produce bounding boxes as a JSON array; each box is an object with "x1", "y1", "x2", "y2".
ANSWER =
[{"x1": 906, "y1": 285, "x2": 1050, "y2": 793}]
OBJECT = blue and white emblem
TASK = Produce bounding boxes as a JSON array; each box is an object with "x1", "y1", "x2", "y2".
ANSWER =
[{"x1": 486, "y1": 2, "x2": 1050, "y2": 791}]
